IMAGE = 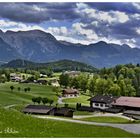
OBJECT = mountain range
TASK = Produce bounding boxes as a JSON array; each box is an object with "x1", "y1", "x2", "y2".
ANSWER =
[{"x1": 0, "y1": 29, "x2": 140, "y2": 68}]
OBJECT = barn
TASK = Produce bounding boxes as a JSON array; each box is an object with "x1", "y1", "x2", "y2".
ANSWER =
[
  {"x1": 54, "y1": 107, "x2": 74, "y2": 117},
  {"x1": 22, "y1": 105, "x2": 74, "y2": 117},
  {"x1": 112, "y1": 96, "x2": 140, "y2": 111},
  {"x1": 22, "y1": 105, "x2": 55, "y2": 115}
]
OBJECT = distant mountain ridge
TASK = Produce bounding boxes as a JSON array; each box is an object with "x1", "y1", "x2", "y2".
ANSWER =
[
  {"x1": 0, "y1": 29, "x2": 140, "y2": 68},
  {"x1": 1, "y1": 59, "x2": 97, "y2": 72}
]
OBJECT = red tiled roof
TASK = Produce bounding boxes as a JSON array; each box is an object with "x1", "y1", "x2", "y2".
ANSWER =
[{"x1": 112, "y1": 97, "x2": 140, "y2": 108}]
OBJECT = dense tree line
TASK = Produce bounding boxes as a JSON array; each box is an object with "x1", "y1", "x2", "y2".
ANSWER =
[
  {"x1": 0, "y1": 67, "x2": 54, "y2": 83},
  {"x1": 59, "y1": 63, "x2": 140, "y2": 97},
  {"x1": 32, "y1": 97, "x2": 54, "y2": 106}
]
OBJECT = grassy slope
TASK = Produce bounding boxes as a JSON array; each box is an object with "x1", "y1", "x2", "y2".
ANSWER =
[
  {"x1": 0, "y1": 107, "x2": 139, "y2": 138},
  {"x1": 0, "y1": 82, "x2": 58, "y2": 106},
  {"x1": 0, "y1": 82, "x2": 140, "y2": 137},
  {"x1": 63, "y1": 95, "x2": 90, "y2": 106},
  {"x1": 79, "y1": 116, "x2": 131, "y2": 123},
  {"x1": 74, "y1": 111, "x2": 93, "y2": 115}
]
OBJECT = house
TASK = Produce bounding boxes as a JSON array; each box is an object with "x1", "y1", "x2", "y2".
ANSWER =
[
  {"x1": 63, "y1": 71, "x2": 80, "y2": 77},
  {"x1": 88, "y1": 95, "x2": 117, "y2": 110},
  {"x1": 62, "y1": 88, "x2": 79, "y2": 97},
  {"x1": 111, "y1": 96, "x2": 140, "y2": 111},
  {"x1": 22, "y1": 105, "x2": 55, "y2": 115},
  {"x1": 54, "y1": 107, "x2": 74, "y2": 117},
  {"x1": 37, "y1": 79, "x2": 48, "y2": 85},
  {"x1": 10, "y1": 73, "x2": 22, "y2": 82}
]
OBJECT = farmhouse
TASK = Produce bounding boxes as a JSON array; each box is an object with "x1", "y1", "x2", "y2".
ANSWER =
[
  {"x1": 54, "y1": 107, "x2": 74, "y2": 117},
  {"x1": 63, "y1": 71, "x2": 80, "y2": 77},
  {"x1": 62, "y1": 88, "x2": 79, "y2": 97},
  {"x1": 37, "y1": 79, "x2": 48, "y2": 85},
  {"x1": 22, "y1": 105, "x2": 55, "y2": 115},
  {"x1": 88, "y1": 95, "x2": 117, "y2": 110},
  {"x1": 112, "y1": 96, "x2": 140, "y2": 111},
  {"x1": 10, "y1": 73, "x2": 22, "y2": 82}
]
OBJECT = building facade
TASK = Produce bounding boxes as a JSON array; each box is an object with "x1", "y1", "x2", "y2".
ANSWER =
[
  {"x1": 62, "y1": 88, "x2": 79, "y2": 97},
  {"x1": 88, "y1": 95, "x2": 117, "y2": 110}
]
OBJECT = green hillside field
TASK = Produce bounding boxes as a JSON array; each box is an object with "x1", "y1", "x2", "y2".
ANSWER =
[
  {"x1": 0, "y1": 82, "x2": 140, "y2": 137},
  {"x1": 0, "y1": 107, "x2": 140, "y2": 138}
]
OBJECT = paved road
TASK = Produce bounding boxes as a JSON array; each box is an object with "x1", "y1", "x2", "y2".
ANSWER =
[
  {"x1": 57, "y1": 97, "x2": 63, "y2": 104},
  {"x1": 74, "y1": 112, "x2": 133, "y2": 120},
  {"x1": 34, "y1": 115, "x2": 140, "y2": 134}
]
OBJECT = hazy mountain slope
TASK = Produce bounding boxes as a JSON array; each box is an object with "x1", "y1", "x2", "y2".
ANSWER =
[
  {"x1": 0, "y1": 37, "x2": 21, "y2": 61},
  {"x1": 0, "y1": 29, "x2": 140, "y2": 68}
]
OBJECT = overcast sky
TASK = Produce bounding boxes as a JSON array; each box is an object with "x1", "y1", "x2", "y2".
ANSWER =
[{"x1": 0, "y1": 2, "x2": 140, "y2": 47}]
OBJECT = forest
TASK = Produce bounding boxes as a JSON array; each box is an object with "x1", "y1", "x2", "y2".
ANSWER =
[{"x1": 59, "y1": 63, "x2": 140, "y2": 97}]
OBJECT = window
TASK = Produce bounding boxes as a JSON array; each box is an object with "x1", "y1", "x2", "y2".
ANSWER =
[
  {"x1": 95, "y1": 103, "x2": 99, "y2": 106},
  {"x1": 100, "y1": 104, "x2": 103, "y2": 107}
]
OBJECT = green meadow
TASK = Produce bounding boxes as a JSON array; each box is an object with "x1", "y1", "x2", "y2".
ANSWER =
[
  {"x1": 78, "y1": 116, "x2": 134, "y2": 123},
  {"x1": 0, "y1": 82, "x2": 140, "y2": 137},
  {"x1": 0, "y1": 107, "x2": 140, "y2": 138},
  {"x1": 0, "y1": 82, "x2": 58, "y2": 106}
]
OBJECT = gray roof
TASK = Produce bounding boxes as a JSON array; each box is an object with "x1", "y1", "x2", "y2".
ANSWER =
[
  {"x1": 124, "y1": 110, "x2": 140, "y2": 116},
  {"x1": 88, "y1": 95, "x2": 117, "y2": 104},
  {"x1": 22, "y1": 105, "x2": 55, "y2": 114}
]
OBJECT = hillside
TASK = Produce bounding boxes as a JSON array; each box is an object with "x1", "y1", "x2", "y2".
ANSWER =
[
  {"x1": 1, "y1": 107, "x2": 138, "y2": 138},
  {"x1": 0, "y1": 29, "x2": 140, "y2": 67},
  {"x1": 1, "y1": 59, "x2": 97, "y2": 72}
]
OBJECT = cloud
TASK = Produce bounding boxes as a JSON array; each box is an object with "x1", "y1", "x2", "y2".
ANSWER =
[
  {"x1": 0, "y1": 3, "x2": 79, "y2": 23},
  {"x1": 0, "y1": 2, "x2": 140, "y2": 48},
  {"x1": 72, "y1": 22, "x2": 98, "y2": 40},
  {"x1": 136, "y1": 27, "x2": 140, "y2": 35},
  {"x1": 77, "y1": 6, "x2": 129, "y2": 24},
  {"x1": 86, "y1": 2, "x2": 140, "y2": 14}
]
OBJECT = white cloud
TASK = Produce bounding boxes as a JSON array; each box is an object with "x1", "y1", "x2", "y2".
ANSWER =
[
  {"x1": 91, "y1": 21, "x2": 99, "y2": 27},
  {"x1": 72, "y1": 22, "x2": 98, "y2": 40},
  {"x1": 76, "y1": 3, "x2": 88, "y2": 10},
  {"x1": 77, "y1": 7, "x2": 129, "y2": 24},
  {"x1": 136, "y1": 27, "x2": 140, "y2": 35},
  {"x1": 46, "y1": 26, "x2": 68, "y2": 35},
  {"x1": 132, "y1": 3, "x2": 140, "y2": 10},
  {"x1": 112, "y1": 11, "x2": 129, "y2": 23}
]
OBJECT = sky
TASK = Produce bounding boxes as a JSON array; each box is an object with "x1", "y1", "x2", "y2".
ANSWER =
[{"x1": 0, "y1": 2, "x2": 140, "y2": 48}]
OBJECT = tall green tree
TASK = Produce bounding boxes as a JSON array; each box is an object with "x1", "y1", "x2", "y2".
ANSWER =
[
  {"x1": 108, "y1": 84, "x2": 121, "y2": 96},
  {"x1": 59, "y1": 74, "x2": 69, "y2": 87}
]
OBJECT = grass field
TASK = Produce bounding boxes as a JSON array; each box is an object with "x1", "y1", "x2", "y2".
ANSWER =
[
  {"x1": 0, "y1": 82, "x2": 140, "y2": 137},
  {"x1": 0, "y1": 107, "x2": 140, "y2": 138},
  {"x1": 63, "y1": 95, "x2": 90, "y2": 105},
  {"x1": 79, "y1": 116, "x2": 132, "y2": 123},
  {"x1": 74, "y1": 111, "x2": 93, "y2": 115},
  {"x1": 0, "y1": 82, "x2": 58, "y2": 106}
]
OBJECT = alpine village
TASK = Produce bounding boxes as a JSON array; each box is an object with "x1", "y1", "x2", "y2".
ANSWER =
[{"x1": 1, "y1": 2, "x2": 140, "y2": 138}]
